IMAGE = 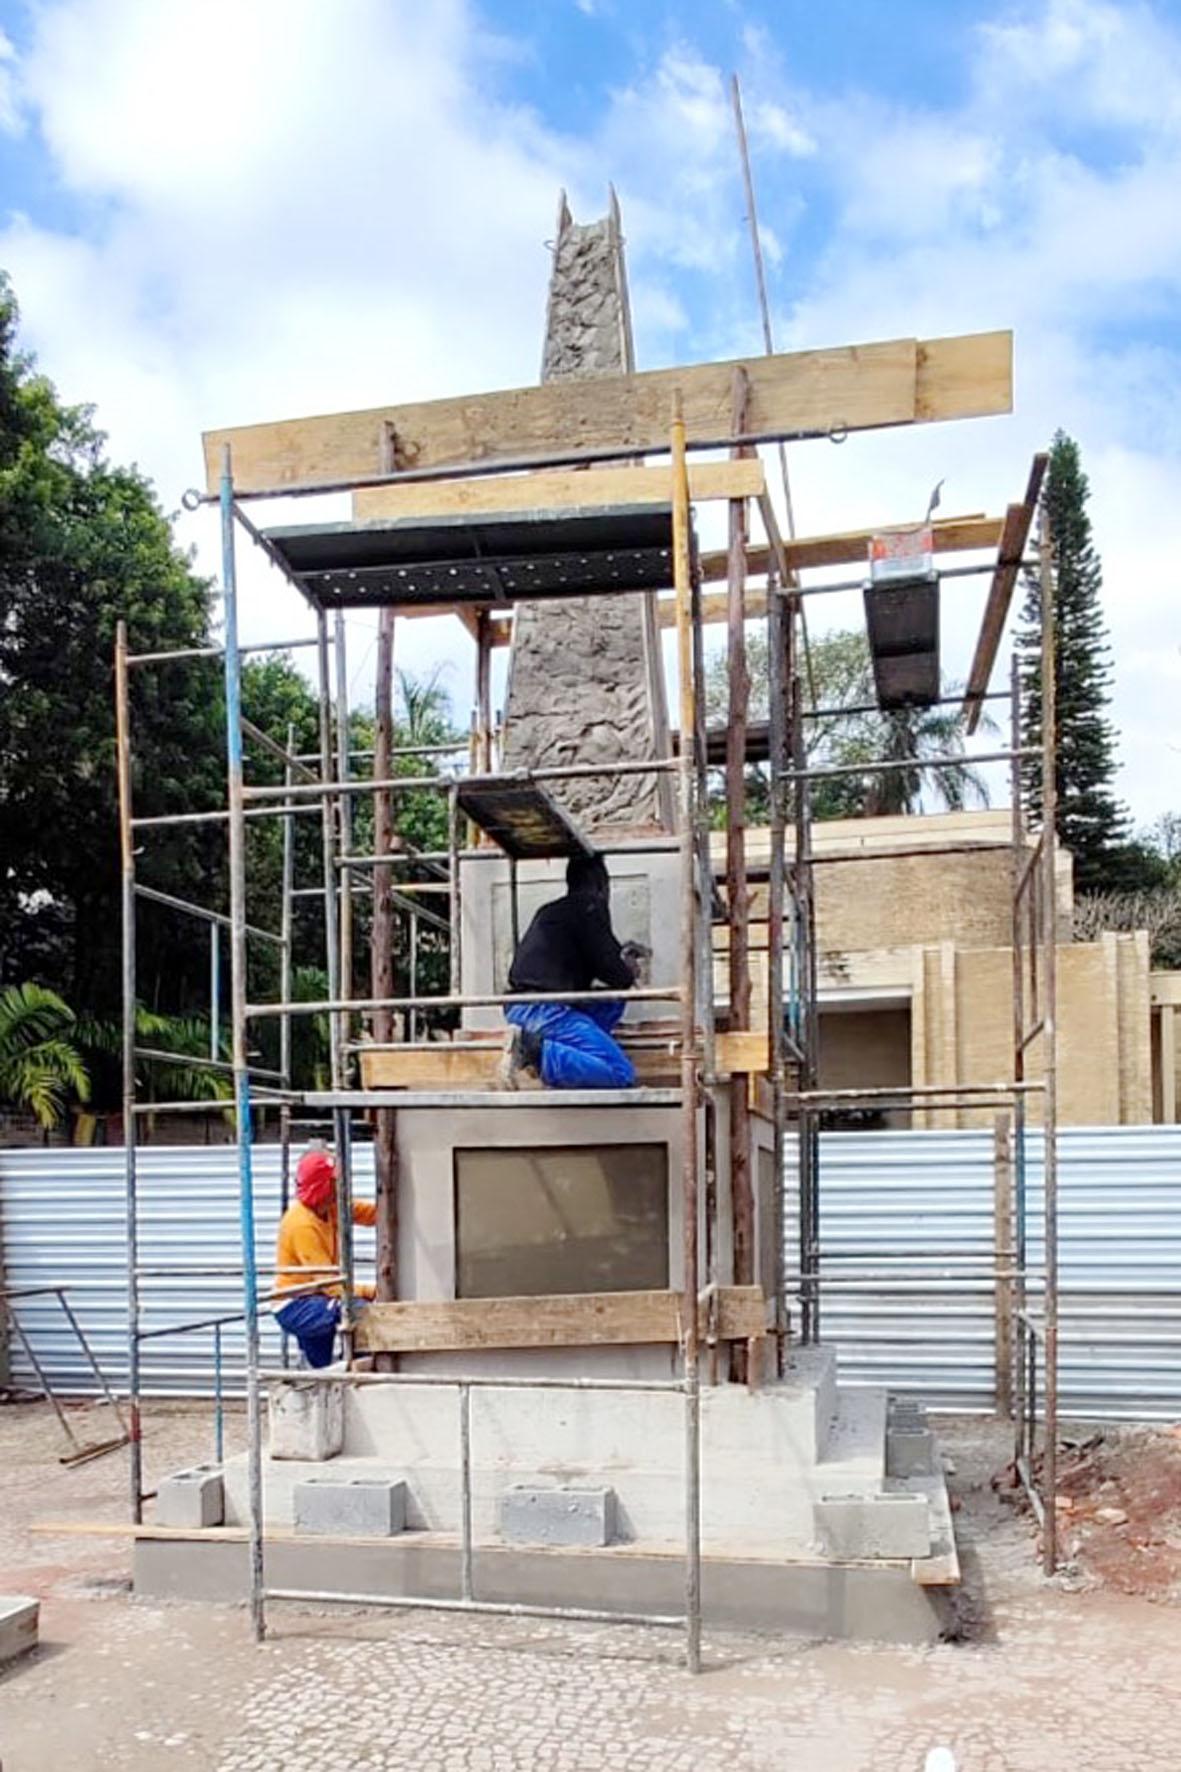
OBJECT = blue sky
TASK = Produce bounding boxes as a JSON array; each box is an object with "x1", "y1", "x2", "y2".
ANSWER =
[{"x1": 1, "y1": 0, "x2": 1180, "y2": 820}]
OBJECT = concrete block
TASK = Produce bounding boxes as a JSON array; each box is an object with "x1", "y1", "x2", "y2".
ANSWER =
[
  {"x1": 814, "y1": 1492, "x2": 931, "y2": 1560},
  {"x1": 156, "y1": 1464, "x2": 224, "y2": 1528},
  {"x1": 886, "y1": 1426, "x2": 937, "y2": 1478},
  {"x1": 499, "y1": 1485, "x2": 616, "y2": 1548},
  {"x1": 0, "y1": 1596, "x2": 39, "y2": 1666},
  {"x1": 269, "y1": 1379, "x2": 343, "y2": 1462},
  {"x1": 293, "y1": 1476, "x2": 407, "y2": 1537}
]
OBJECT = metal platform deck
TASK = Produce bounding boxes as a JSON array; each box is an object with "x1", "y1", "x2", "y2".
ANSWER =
[{"x1": 262, "y1": 507, "x2": 674, "y2": 611}]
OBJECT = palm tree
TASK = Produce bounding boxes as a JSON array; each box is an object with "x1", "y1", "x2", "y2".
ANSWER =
[
  {"x1": 862, "y1": 697, "x2": 995, "y2": 817},
  {"x1": 76, "y1": 1006, "x2": 232, "y2": 1104},
  {"x1": 0, "y1": 983, "x2": 91, "y2": 1130}
]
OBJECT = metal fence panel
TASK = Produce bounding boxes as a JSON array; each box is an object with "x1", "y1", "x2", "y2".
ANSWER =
[
  {"x1": 0, "y1": 1145, "x2": 376, "y2": 1395},
  {"x1": 787, "y1": 1126, "x2": 1181, "y2": 1419},
  {"x1": 2, "y1": 1129, "x2": 1179, "y2": 1418}
]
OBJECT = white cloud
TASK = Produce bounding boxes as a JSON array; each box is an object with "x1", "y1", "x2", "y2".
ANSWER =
[
  {"x1": 3, "y1": 0, "x2": 1180, "y2": 819},
  {"x1": 0, "y1": 27, "x2": 21, "y2": 133}
]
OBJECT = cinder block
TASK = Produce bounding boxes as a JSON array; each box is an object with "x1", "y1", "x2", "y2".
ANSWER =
[
  {"x1": 0, "y1": 1596, "x2": 39, "y2": 1666},
  {"x1": 294, "y1": 1477, "x2": 407, "y2": 1537},
  {"x1": 499, "y1": 1485, "x2": 617, "y2": 1548},
  {"x1": 269, "y1": 1379, "x2": 343, "y2": 1461},
  {"x1": 156, "y1": 1464, "x2": 224, "y2": 1528},
  {"x1": 814, "y1": 1492, "x2": 930, "y2": 1560},
  {"x1": 886, "y1": 1427, "x2": 937, "y2": 1478}
]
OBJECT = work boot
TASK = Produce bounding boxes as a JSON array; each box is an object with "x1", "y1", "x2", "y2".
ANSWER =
[{"x1": 498, "y1": 1024, "x2": 542, "y2": 1089}]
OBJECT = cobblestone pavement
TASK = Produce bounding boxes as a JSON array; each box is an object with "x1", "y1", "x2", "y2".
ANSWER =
[{"x1": 2, "y1": 1405, "x2": 1179, "y2": 1771}]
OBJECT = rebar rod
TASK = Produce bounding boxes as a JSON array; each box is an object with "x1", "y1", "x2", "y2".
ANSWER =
[{"x1": 219, "y1": 446, "x2": 266, "y2": 1644}]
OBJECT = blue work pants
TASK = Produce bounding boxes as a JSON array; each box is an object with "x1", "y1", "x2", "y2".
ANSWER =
[
  {"x1": 506, "y1": 998, "x2": 635, "y2": 1090},
  {"x1": 273, "y1": 1293, "x2": 339, "y2": 1369}
]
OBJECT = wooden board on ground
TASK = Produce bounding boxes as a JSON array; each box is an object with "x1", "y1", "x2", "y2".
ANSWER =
[
  {"x1": 202, "y1": 331, "x2": 1012, "y2": 494},
  {"x1": 353, "y1": 459, "x2": 765, "y2": 522},
  {"x1": 354, "y1": 1286, "x2": 767, "y2": 1354}
]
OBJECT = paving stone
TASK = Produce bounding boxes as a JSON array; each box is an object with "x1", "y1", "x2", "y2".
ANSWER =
[{"x1": 0, "y1": 1595, "x2": 39, "y2": 1665}]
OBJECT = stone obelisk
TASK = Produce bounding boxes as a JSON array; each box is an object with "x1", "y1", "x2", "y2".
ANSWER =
[{"x1": 499, "y1": 189, "x2": 674, "y2": 836}]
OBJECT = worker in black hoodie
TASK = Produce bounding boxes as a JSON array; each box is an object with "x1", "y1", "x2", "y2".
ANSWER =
[{"x1": 499, "y1": 852, "x2": 645, "y2": 1089}]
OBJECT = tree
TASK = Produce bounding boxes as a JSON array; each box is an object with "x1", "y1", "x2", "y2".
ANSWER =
[
  {"x1": 1019, "y1": 431, "x2": 1129, "y2": 891},
  {"x1": 0, "y1": 982, "x2": 90, "y2": 1129},
  {"x1": 0, "y1": 272, "x2": 222, "y2": 1018},
  {"x1": 704, "y1": 628, "x2": 990, "y2": 821}
]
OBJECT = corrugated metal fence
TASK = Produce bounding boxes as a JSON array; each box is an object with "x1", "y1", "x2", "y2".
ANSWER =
[
  {"x1": 2, "y1": 1130, "x2": 1178, "y2": 1418},
  {"x1": 0, "y1": 1145, "x2": 376, "y2": 1395}
]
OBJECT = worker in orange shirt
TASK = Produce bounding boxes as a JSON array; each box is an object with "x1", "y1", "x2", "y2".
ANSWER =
[{"x1": 273, "y1": 1147, "x2": 377, "y2": 1368}]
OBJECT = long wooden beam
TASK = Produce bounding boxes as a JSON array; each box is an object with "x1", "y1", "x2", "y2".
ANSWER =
[
  {"x1": 353, "y1": 1286, "x2": 767, "y2": 1354},
  {"x1": 698, "y1": 512, "x2": 1004, "y2": 583},
  {"x1": 352, "y1": 458, "x2": 765, "y2": 522},
  {"x1": 962, "y1": 455, "x2": 1048, "y2": 733},
  {"x1": 202, "y1": 330, "x2": 1012, "y2": 495}
]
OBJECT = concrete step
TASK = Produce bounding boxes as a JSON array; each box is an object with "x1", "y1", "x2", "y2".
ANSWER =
[{"x1": 816, "y1": 1386, "x2": 887, "y2": 1484}]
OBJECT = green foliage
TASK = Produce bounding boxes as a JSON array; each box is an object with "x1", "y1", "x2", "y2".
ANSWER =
[
  {"x1": 1019, "y1": 432, "x2": 1129, "y2": 891},
  {"x1": 0, "y1": 271, "x2": 220, "y2": 1015},
  {"x1": 705, "y1": 628, "x2": 990, "y2": 822},
  {"x1": 76, "y1": 1003, "x2": 231, "y2": 1105},
  {"x1": 0, "y1": 982, "x2": 90, "y2": 1128}
]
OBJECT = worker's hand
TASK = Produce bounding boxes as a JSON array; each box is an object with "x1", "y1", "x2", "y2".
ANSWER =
[{"x1": 621, "y1": 941, "x2": 652, "y2": 985}]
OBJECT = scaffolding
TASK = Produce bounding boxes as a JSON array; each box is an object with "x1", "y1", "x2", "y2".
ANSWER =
[{"x1": 115, "y1": 385, "x2": 1061, "y2": 1664}]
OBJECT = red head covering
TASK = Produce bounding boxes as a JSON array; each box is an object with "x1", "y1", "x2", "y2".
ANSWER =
[{"x1": 296, "y1": 1149, "x2": 336, "y2": 1214}]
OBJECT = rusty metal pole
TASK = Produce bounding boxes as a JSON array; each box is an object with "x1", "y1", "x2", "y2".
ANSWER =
[
  {"x1": 1039, "y1": 501, "x2": 1060, "y2": 1575},
  {"x1": 671, "y1": 397, "x2": 702, "y2": 1673},
  {"x1": 1009, "y1": 654, "x2": 1029, "y2": 1463},
  {"x1": 994, "y1": 1112, "x2": 1014, "y2": 1418},
  {"x1": 114, "y1": 621, "x2": 143, "y2": 1522},
  {"x1": 725, "y1": 368, "x2": 754, "y2": 1382},
  {"x1": 476, "y1": 610, "x2": 494, "y2": 775},
  {"x1": 372, "y1": 606, "x2": 398, "y2": 1308}
]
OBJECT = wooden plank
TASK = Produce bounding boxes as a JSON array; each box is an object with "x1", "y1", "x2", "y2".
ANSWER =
[
  {"x1": 352, "y1": 459, "x2": 765, "y2": 522},
  {"x1": 697, "y1": 512, "x2": 1004, "y2": 585},
  {"x1": 359, "y1": 1041, "x2": 681, "y2": 1091},
  {"x1": 202, "y1": 331, "x2": 1012, "y2": 494},
  {"x1": 354, "y1": 1287, "x2": 767, "y2": 1354},
  {"x1": 716, "y1": 1030, "x2": 770, "y2": 1075},
  {"x1": 963, "y1": 454, "x2": 1048, "y2": 733}
]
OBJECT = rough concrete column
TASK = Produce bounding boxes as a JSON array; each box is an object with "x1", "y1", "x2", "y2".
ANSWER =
[{"x1": 500, "y1": 190, "x2": 674, "y2": 837}]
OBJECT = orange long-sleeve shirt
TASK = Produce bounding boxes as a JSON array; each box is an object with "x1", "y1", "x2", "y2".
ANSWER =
[{"x1": 275, "y1": 1199, "x2": 377, "y2": 1299}]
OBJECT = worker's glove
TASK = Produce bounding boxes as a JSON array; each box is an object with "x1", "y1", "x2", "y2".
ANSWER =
[{"x1": 621, "y1": 941, "x2": 652, "y2": 985}]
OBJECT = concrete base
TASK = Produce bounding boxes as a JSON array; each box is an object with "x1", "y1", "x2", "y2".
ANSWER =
[
  {"x1": 132, "y1": 1534, "x2": 951, "y2": 1646},
  {"x1": 270, "y1": 1380, "x2": 344, "y2": 1461},
  {"x1": 0, "y1": 1595, "x2": 39, "y2": 1666}
]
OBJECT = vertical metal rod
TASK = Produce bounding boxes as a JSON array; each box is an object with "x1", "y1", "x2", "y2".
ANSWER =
[
  {"x1": 372, "y1": 608, "x2": 398, "y2": 1309},
  {"x1": 278, "y1": 727, "x2": 296, "y2": 1368},
  {"x1": 210, "y1": 924, "x2": 220, "y2": 1061},
  {"x1": 214, "y1": 1322, "x2": 225, "y2": 1465},
  {"x1": 334, "y1": 1105, "x2": 356, "y2": 1355},
  {"x1": 766, "y1": 547, "x2": 790, "y2": 1370},
  {"x1": 671, "y1": 398, "x2": 702, "y2": 1676},
  {"x1": 1009, "y1": 654, "x2": 1029, "y2": 1463},
  {"x1": 334, "y1": 611, "x2": 355, "y2": 1043},
  {"x1": 476, "y1": 611, "x2": 493, "y2": 774},
  {"x1": 408, "y1": 912, "x2": 419, "y2": 1047},
  {"x1": 993, "y1": 1113, "x2": 1014, "y2": 1418},
  {"x1": 1039, "y1": 499, "x2": 1060, "y2": 1576},
  {"x1": 448, "y1": 782, "x2": 462, "y2": 998},
  {"x1": 508, "y1": 854, "x2": 520, "y2": 956},
  {"x1": 115, "y1": 620, "x2": 143, "y2": 1521},
  {"x1": 220, "y1": 448, "x2": 265, "y2": 1643},
  {"x1": 459, "y1": 1381, "x2": 474, "y2": 1602},
  {"x1": 725, "y1": 371, "x2": 754, "y2": 1383},
  {"x1": 316, "y1": 613, "x2": 344, "y2": 1089}
]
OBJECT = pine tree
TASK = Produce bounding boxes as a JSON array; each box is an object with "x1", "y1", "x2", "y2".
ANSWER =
[{"x1": 1019, "y1": 431, "x2": 1128, "y2": 891}]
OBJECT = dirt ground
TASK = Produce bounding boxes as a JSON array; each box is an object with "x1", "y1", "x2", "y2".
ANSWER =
[{"x1": 2, "y1": 1399, "x2": 1180, "y2": 1772}]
